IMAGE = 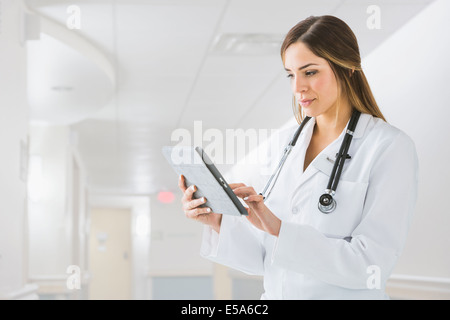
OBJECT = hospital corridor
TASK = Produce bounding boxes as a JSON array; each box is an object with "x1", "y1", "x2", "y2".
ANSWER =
[{"x1": 1, "y1": 0, "x2": 449, "y2": 301}]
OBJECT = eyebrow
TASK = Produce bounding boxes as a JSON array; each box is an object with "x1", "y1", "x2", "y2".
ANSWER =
[{"x1": 284, "y1": 63, "x2": 318, "y2": 72}]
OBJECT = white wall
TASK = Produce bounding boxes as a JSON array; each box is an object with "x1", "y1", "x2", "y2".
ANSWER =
[
  {"x1": 147, "y1": 191, "x2": 217, "y2": 299},
  {"x1": 27, "y1": 124, "x2": 90, "y2": 299},
  {"x1": 148, "y1": 192, "x2": 212, "y2": 277},
  {"x1": 363, "y1": 0, "x2": 450, "y2": 281},
  {"x1": 28, "y1": 125, "x2": 72, "y2": 277},
  {"x1": 0, "y1": 0, "x2": 31, "y2": 298}
]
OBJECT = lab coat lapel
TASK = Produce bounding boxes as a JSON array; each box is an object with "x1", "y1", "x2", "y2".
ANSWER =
[{"x1": 297, "y1": 139, "x2": 339, "y2": 187}]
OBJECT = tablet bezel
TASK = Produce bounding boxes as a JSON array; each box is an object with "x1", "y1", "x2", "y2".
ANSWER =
[{"x1": 162, "y1": 146, "x2": 248, "y2": 216}]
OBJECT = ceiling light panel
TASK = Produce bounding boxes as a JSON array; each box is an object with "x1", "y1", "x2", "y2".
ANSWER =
[
  {"x1": 220, "y1": 0, "x2": 344, "y2": 34},
  {"x1": 210, "y1": 33, "x2": 284, "y2": 56}
]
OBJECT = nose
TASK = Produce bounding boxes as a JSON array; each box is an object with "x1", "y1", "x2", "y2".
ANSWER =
[{"x1": 292, "y1": 75, "x2": 308, "y2": 95}]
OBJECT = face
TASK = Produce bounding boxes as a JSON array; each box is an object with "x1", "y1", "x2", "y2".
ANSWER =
[{"x1": 283, "y1": 41, "x2": 343, "y2": 119}]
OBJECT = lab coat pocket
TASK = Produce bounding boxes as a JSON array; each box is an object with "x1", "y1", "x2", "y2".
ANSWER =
[{"x1": 307, "y1": 174, "x2": 368, "y2": 238}]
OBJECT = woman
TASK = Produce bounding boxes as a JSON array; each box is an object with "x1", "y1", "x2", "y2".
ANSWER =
[{"x1": 178, "y1": 15, "x2": 418, "y2": 299}]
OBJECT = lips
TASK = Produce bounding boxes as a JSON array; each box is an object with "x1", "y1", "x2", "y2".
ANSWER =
[{"x1": 299, "y1": 98, "x2": 315, "y2": 107}]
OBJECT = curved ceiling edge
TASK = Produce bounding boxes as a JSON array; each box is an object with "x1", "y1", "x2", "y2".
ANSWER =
[{"x1": 22, "y1": 1, "x2": 116, "y2": 87}]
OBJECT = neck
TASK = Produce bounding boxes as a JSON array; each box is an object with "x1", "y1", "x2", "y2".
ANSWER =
[{"x1": 314, "y1": 102, "x2": 352, "y2": 138}]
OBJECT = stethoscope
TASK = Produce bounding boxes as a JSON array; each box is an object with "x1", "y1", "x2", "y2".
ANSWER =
[{"x1": 260, "y1": 109, "x2": 361, "y2": 214}]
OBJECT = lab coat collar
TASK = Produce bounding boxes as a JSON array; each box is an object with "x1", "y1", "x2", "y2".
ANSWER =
[
  {"x1": 292, "y1": 112, "x2": 371, "y2": 141},
  {"x1": 352, "y1": 112, "x2": 372, "y2": 139},
  {"x1": 308, "y1": 112, "x2": 371, "y2": 140}
]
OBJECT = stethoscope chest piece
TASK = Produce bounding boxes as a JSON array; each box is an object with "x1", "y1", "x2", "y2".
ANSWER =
[{"x1": 318, "y1": 190, "x2": 336, "y2": 214}]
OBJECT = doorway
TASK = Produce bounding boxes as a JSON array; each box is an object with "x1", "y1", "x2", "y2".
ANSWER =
[{"x1": 88, "y1": 208, "x2": 132, "y2": 299}]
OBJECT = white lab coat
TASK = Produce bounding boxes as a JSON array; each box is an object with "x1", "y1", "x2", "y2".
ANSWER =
[{"x1": 200, "y1": 113, "x2": 419, "y2": 300}]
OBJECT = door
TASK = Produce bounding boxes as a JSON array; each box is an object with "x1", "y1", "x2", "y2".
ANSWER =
[{"x1": 89, "y1": 208, "x2": 132, "y2": 300}]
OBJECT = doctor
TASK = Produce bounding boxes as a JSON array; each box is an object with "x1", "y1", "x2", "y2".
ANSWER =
[{"x1": 178, "y1": 15, "x2": 418, "y2": 299}]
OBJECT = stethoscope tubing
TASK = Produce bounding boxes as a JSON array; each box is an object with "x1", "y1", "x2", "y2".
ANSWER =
[
  {"x1": 260, "y1": 116, "x2": 311, "y2": 201},
  {"x1": 327, "y1": 111, "x2": 361, "y2": 192}
]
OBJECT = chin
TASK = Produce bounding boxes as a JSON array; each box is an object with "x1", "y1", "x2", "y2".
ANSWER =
[
  {"x1": 303, "y1": 104, "x2": 331, "y2": 118},
  {"x1": 303, "y1": 108, "x2": 320, "y2": 118}
]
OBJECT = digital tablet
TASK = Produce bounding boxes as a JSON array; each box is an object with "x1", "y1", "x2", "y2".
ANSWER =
[{"x1": 162, "y1": 146, "x2": 248, "y2": 216}]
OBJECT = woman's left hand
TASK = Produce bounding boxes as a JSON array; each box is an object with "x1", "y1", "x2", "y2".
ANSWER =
[{"x1": 231, "y1": 183, "x2": 281, "y2": 237}]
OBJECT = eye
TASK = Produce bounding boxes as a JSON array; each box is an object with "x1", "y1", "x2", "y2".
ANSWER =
[
  {"x1": 286, "y1": 74, "x2": 294, "y2": 79},
  {"x1": 305, "y1": 70, "x2": 317, "y2": 77}
]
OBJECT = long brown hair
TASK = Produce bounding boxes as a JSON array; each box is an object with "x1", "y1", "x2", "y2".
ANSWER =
[{"x1": 281, "y1": 15, "x2": 386, "y2": 123}]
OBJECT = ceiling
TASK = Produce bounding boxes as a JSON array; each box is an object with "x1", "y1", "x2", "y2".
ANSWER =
[{"x1": 25, "y1": 0, "x2": 435, "y2": 195}]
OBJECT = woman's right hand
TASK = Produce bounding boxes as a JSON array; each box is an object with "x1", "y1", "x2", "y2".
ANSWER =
[{"x1": 178, "y1": 175, "x2": 222, "y2": 233}]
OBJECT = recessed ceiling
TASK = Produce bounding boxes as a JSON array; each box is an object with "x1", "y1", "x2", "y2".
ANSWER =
[{"x1": 27, "y1": 33, "x2": 114, "y2": 125}]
